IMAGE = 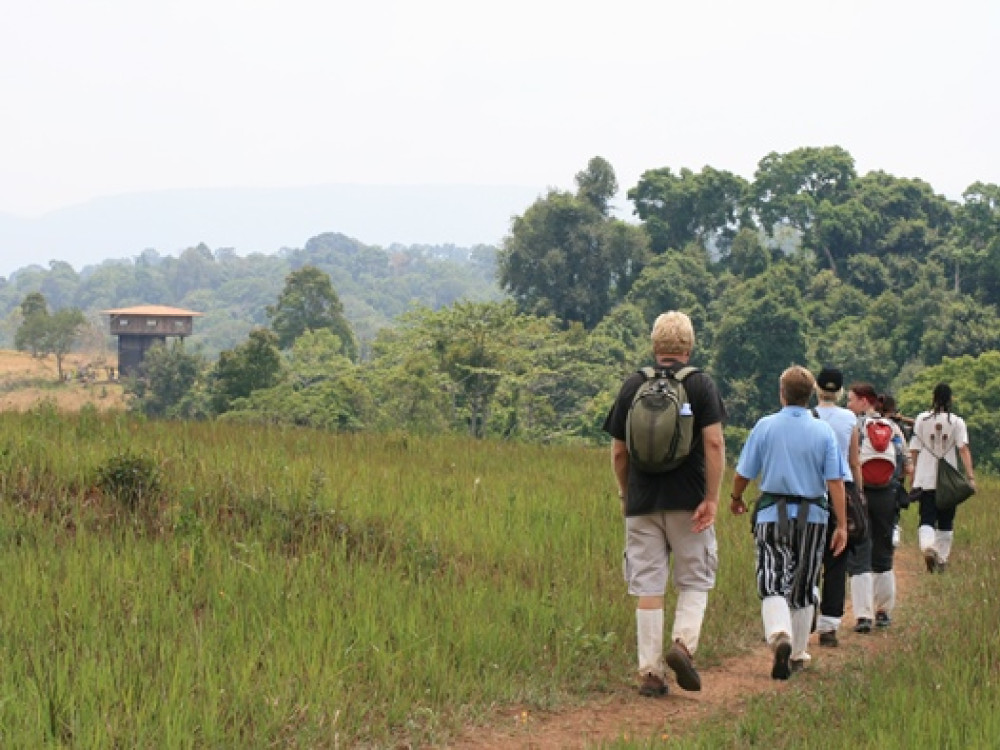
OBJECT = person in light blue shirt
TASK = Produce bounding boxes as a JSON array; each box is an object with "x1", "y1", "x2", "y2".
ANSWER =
[
  {"x1": 813, "y1": 367, "x2": 863, "y2": 648},
  {"x1": 730, "y1": 365, "x2": 847, "y2": 680}
]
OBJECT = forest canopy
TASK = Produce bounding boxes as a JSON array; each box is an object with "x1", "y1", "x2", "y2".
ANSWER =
[{"x1": 3, "y1": 146, "x2": 1000, "y2": 468}]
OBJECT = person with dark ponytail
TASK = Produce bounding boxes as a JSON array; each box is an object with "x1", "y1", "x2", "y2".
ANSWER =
[{"x1": 909, "y1": 383, "x2": 977, "y2": 573}]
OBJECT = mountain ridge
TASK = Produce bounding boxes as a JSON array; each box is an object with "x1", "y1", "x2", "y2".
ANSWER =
[{"x1": 0, "y1": 183, "x2": 546, "y2": 277}]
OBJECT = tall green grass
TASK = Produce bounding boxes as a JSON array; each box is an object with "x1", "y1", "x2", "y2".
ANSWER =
[
  {"x1": 3, "y1": 408, "x2": 993, "y2": 747},
  {"x1": 1, "y1": 410, "x2": 676, "y2": 746}
]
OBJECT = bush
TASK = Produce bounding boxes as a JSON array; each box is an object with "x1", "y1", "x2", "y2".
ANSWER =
[{"x1": 94, "y1": 451, "x2": 163, "y2": 513}]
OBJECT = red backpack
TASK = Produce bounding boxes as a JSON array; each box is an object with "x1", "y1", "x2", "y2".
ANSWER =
[{"x1": 859, "y1": 416, "x2": 898, "y2": 487}]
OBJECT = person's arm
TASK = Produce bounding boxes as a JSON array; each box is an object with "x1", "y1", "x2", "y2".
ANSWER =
[
  {"x1": 730, "y1": 473, "x2": 752, "y2": 516},
  {"x1": 611, "y1": 439, "x2": 629, "y2": 515},
  {"x1": 827, "y1": 478, "x2": 848, "y2": 556},
  {"x1": 959, "y1": 443, "x2": 976, "y2": 490},
  {"x1": 848, "y1": 425, "x2": 863, "y2": 488},
  {"x1": 692, "y1": 422, "x2": 724, "y2": 533}
]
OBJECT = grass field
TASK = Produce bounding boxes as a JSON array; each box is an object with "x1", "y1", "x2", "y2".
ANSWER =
[{"x1": 0, "y1": 377, "x2": 997, "y2": 747}]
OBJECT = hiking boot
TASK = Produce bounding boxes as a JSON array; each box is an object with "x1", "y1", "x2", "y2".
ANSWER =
[
  {"x1": 790, "y1": 658, "x2": 807, "y2": 674},
  {"x1": 771, "y1": 634, "x2": 792, "y2": 680},
  {"x1": 935, "y1": 560, "x2": 948, "y2": 574},
  {"x1": 638, "y1": 672, "x2": 668, "y2": 697},
  {"x1": 924, "y1": 552, "x2": 937, "y2": 573},
  {"x1": 818, "y1": 630, "x2": 839, "y2": 647},
  {"x1": 853, "y1": 618, "x2": 873, "y2": 634},
  {"x1": 665, "y1": 639, "x2": 701, "y2": 692},
  {"x1": 875, "y1": 611, "x2": 891, "y2": 628}
]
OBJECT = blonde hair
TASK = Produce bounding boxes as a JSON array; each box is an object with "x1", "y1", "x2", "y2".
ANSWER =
[
  {"x1": 781, "y1": 365, "x2": 815, "y2": 406},
  {"x1": 651, "y1": 311, "x2": 694, "y2": 357},
  {"x1": 814, "y1": 383, "x2": 842, "y2": 403}
]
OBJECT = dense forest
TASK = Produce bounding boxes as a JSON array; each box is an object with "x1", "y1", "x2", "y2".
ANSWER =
[{"x1": 3, "y1": 146, "x2": 1000, "y2": 468}]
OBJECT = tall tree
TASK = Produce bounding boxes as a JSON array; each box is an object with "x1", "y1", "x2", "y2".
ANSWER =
[
  {"x1": 266, "y1": 265, "x2": 357, "y2": 359},
  {"x1": 629, "y1": 166, "x2": 749, "y2": 254},
  {"x1": 14, "y1": 292, "x2": 49, "y2": 357},
  {"x1": 498, "y1": 179, "x2": 648, "y2": 329},
  {"x1": 751, "y1": 146, "x2": 857, "y2": 273},
  {"x1": 575, "y1": 156, "x2": 618, "y2": 215},
  {"x1": 45, "y1": 308, "x2": 87, "y2": 381},
  {"x1": 210, "y1": 327, "x2": 285, "y2": 414}
]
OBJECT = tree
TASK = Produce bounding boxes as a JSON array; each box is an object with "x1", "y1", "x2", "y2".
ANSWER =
[
  {"x1": 45, "y1": 308, "x2": 87, "y2": 381},
  {"x1": 750, "y1": 146, "x2": 857, "y2": 273},
  {"x1": 14, "y1": 292, "x2": 49, "y2": 357},
  {"x1": 709, "y1": 268, "x2": 809, "y2": 426},
  {"x1": 209, "y1": 327, "x2": 285, "y2": 414},
  {"x1": 221, "y1": 329, "x2": 371, "y2": 431},
  {"x1": 126, "y1": 340, "x2": 206, "y2": 418},
  {"x1": 575, "y1": 156, "x2": 618, "y2": 215},
  {"x1": 266, "y1": 265, "x2": 357, "y2": 359},
  {"x1": 498, "y1": 181, "x2": 649, "y2": 329},
  {"x1": 629, "y1": 166, "x2": 749, "y2": 254}
]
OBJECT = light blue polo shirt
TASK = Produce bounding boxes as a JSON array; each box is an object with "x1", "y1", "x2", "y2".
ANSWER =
[
  {"x1": 814, "y1": 403, "x2": 856, "y2": 481},
  {"x1": 736, "y1": 405, "x2": 845, "y2": 523}
]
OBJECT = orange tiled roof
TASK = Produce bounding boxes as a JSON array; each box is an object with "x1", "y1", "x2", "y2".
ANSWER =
[{"x1": 102, "y1": 305, "x2": 204, "y2": 317}]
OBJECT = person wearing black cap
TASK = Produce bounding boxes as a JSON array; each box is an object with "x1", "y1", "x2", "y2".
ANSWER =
[{"x1": 811, "y1": 367, "x2": 862, "y2": 649}]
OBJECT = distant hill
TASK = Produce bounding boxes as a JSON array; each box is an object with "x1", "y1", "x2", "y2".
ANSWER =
[{"x1": 0, "y1": 183, "x2": 545, "y2": 277}]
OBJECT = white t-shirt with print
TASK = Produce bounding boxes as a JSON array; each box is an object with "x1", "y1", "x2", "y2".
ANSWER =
[{"x1": 909, "y1": 410, "x2": 968, "y2": 489}]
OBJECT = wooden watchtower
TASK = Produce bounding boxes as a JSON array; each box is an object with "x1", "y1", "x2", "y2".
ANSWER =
[{"x1": 103, "y1": 305, "x2": 203, "y2": 377}]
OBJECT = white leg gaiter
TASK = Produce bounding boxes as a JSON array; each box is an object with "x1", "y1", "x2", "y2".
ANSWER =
[
  {"x1": 936, "y1": 530, "x2": 955, "y2": 562},
  {"x1": 671, "y1": 590, "x2": 708, "y2": 655},
  {"x1": 873, "y1": 570, "x2": 896, "y2": 614},
  {"x1": 815, "y1": 613, "x2": 842, "y2": 633},
  {"x1": 636, "y1": 608, "x2": 664, "y2": 676},
  {"x1": 851, "y1": 572, "x2": 874, "y2": 620},
  {"x1": 762, "y1": 595, "x2": 791, "y2": 646},
  {"x1": 791, "y1": 606, "x2": 814, "y2": 661},
  {"x1": 918, "y1": 524, "x2": 936, "y2": 555}
]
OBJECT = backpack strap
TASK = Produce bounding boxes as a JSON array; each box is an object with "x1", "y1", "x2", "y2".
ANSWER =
[
  {"x1": 638, "y1": 366, "x2": 656, "y2": 380},
  {"x1": 673, "y1": 365, "x2": 698, "y2": 382}
]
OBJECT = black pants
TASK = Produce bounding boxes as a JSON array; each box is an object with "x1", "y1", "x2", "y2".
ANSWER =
[
  {"x1": 847, "y1": 484, "x2": 897, "y2": 575},
  {"x1": 819, "y1": 493, "x2": 849, "y2": 620}
]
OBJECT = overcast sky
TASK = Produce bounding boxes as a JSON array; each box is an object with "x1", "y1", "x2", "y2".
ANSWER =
[{"x1": 2, "y1": 0, "x2": 998, "y2": 222}]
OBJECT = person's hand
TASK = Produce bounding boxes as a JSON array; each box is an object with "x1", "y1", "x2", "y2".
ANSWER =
[
  {"x1": 691, "y1": 498, "x2": 717, "y2": 533},
  {"x1": 730, "y1": 494, "x2": 748, "y2": 516},
  {"x1": 830, "y1": 525, "x2": 848, "y2": 556}
]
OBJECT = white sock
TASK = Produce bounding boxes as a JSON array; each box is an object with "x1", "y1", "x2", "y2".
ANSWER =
[
  {"x1": 671, "y1": 590, "x2": 708, "y2": 655},
  {"x1": 762, "y1": 595, "x2": 791, "y2": 646},
  {"x1": 636, "y1": 608, "x2": 664, "y2": 676},
  {"x1": 918, "y1": 525, "x2": 936, "y2": 556},
  {"x1": 791, "y1": 606, "x2": 813, "y2": 660},
  {"x1": 850, "y1": 572, "x2": 874, "y2": 620},
  {"x1": 936, "y1": 530, "x2": 954, "y2": 562},
  {"x1": 874, "y1": 570, "x2": 896, "y2": 614},
  {"x1": 816, "y1": 613, "x2": 841, "y2": 633}
]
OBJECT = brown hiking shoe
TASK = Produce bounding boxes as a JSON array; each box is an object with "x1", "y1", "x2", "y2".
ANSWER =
[
  {"x1": 665, "y1": 639, "x2": 702, "y2": 691},
  {"x1": 771, "y1": 634, "x2": 792, "y2": 680},
  {"x1": 638, "y1": 672, "x2": 668, "y2": 697}
]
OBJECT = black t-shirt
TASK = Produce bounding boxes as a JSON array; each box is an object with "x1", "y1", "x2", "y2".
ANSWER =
[{"x1": 603, "y1": 362, "x2": 726, "y2": 516}]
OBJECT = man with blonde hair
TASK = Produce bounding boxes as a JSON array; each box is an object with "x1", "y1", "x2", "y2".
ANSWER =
[
  {"x1": 730, "y1": 365, "x2": 847, "y2": 679},
  {"x1": 603, "y1": 311, "x2": 726, "y2": 697}
]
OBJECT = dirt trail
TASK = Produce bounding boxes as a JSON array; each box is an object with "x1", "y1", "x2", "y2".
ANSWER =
[{"x1": 449, "y1": 543, "x2": 923, "y2": 749}]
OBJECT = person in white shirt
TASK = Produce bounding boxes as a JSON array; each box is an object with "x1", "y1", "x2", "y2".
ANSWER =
[{"x1": 909, "y1": 383, "x2": 977, "y2": 573}]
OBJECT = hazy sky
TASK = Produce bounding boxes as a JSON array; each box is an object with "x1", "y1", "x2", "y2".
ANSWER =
[{"x1": 2, "y1": 0, "x2": 998, "y2": 219}]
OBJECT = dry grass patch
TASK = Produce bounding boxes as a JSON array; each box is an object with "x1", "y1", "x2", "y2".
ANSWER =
[{"x1": 0, "y1": 349, "x2": 126, "y2": 412}]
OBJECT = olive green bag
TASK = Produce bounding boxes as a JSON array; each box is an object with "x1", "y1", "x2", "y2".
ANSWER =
[{"x1": 935, "y1": 449, "x2": 974, "y2": 511}]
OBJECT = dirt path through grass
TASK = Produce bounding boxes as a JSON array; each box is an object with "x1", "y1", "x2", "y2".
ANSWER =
[{"x1": 450, "y1": 541, "x2": 924, "y2": 749}]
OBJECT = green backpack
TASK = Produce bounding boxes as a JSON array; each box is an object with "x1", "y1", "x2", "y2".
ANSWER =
[{"x1": 625, "y1": 365, "x2": 698, "y2": 473}]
